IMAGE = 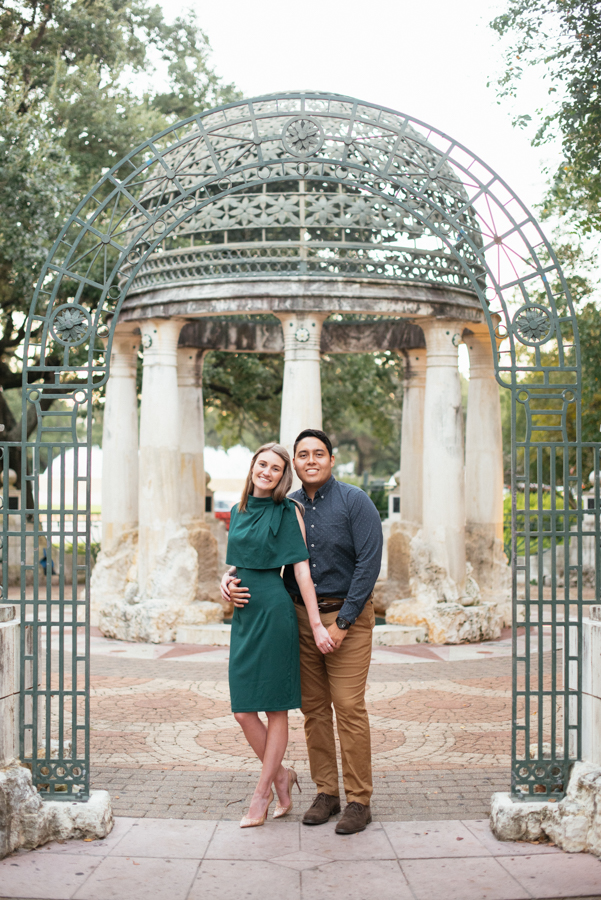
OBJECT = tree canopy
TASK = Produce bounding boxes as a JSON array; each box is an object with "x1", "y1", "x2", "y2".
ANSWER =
[
  {"x1": 202, "y1": 339, "x2": 403, "y2": 477},
  {"x1": 0, "y1": 0, "x2": 239, "y2": 437},
  {"x1": 0, "y1": 3, "x2": 407, "y2": 479},
  {"x1": 490, "y1": 0, "x2": 601, "y2": 233}
]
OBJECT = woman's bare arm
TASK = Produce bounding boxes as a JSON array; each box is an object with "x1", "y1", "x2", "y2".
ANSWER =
[{"x1": 294, "y1": 507, "x2": 334, "y2": 653}]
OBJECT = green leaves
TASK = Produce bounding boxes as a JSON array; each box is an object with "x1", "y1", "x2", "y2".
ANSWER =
[
  {"x1": 202, "y1": 345, "x2": 403, "y2": 477},
  {"x1": 0, "y1": 0, "x2": 240, "y2": 429},
  {"x1": 490, "y1": 0, "x2": 601, "y2": 233}
]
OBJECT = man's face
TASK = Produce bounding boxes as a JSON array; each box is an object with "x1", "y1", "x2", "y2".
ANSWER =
[{"x1": 293, "y1": 437, "x2": 334, "y2": 488}]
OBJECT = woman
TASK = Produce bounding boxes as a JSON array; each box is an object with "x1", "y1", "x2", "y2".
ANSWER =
[{"x1": 225, "y1": 442, "x2": 334, "y2": 827}]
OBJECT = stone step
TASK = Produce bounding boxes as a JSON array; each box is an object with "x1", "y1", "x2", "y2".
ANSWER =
[
  {"x1": 175, "y1": 623, "x2": 231, "y2": 646},
  {"x1": 373, "y1": 624, "x2": 426, "y2": 645}
]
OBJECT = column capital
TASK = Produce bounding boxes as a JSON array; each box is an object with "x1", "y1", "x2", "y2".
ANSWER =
[
  {"x1": 402, "y1": 347, "x2": 427, "y2": 389},
  {"x1": 140, "y1": 317, "x2": 186, "y2": 368},
  {"x1": 112, "y1": 320, "x2": 141, "y2": 337},
  {"x1": 177, "y1": 347, "x2": 204, "y2": 388},
  {"x1": 108, "y1": 324, "x2": 140, "y2": 379},
  {"x1": 420, "y1": 318, "x2": 465, "y2": 367},
  {"x1": 464, "y1": 323, "x2": 498, "y2": 380},
  {"x1": 275, "y1": 312, "x2": 327, "y2": 363}
]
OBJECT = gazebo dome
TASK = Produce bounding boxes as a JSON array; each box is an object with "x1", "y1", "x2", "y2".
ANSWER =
[{"x1": 123, "y1": 97, "x2": 485, "y2": 301}]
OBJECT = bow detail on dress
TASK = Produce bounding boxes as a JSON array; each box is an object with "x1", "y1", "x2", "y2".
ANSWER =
[{"x1": 269, "y1": 497, "x2": 294, "y2": 536}]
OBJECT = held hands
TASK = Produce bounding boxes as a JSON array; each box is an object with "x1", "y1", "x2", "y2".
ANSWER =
[
  {"x1": 220, "y1": 572, "x2": 250, "y2": 608},
  {"x1": 312, "y1": 622, "x2": 336, "y2": 654},
  {"x1": 327, "y1": 622, "x2": 349, "y2": 650}
]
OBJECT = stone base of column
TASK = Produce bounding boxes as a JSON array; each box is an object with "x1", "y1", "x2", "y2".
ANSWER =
[
  {"x1": 90, "y1": 530, "x2": 139, "y2": 627},
  {"x1": 0, "y1": 761, "x2": 113, "y2": 859},
  {"x1": 186, "y1": 520, "x2": 226, "y2": 608},
  {"x1": 92, "y1": 525, "x2": 224, "y2": 643},
  {"x1": 386, "y1": 596, "x2": 503, "y2": 644},
  {"x1": 384, "y1": 529, "x2": 506, "y2": 643},
  {"x1": 466, "y1": 523, "x2": 511, "y2": 623},
  {"x1": 373, "y1": 521, "x2": 414, "y2": 616},
  {"x1": 490, "y1": 761, "x2": 601, "y2": 856}
]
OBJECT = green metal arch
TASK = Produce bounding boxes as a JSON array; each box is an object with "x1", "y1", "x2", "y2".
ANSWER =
[{"x1": 4, "y1": 91, "x2": 591, "y2": 801}]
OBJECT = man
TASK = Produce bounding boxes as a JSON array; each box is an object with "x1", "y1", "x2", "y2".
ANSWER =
[{"x1": 221, "y1": 429, "x2": 383, "y2": 834}]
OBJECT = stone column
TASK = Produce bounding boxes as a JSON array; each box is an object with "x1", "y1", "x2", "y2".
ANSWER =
[
  {"x1": 384, "y1": 348, "x2": 427, "y2": 600},
  {"x1": 138, "y1": 317, "x2": 185, "y2": 595},
  {"x1": 465, "y1": 322, "x2": 507, "y2": 599},
  {"x1": 177, "y1": 348, "x2": 205, "y2": 523},
  {"x1": 421, "y1": 319, "x2": 467, "y2": 593},
  {"x1": 176, "y1": 347, "x2": 222, "y2": 605},
  {"x1": 400, "y1": 348, "x2": 427, "y2": 527},
  {"x1": 101, "y1": 323, "x2": 140, "y2": 554},
  {"x1": 276, "y1": 313, "x2": 326, "y2": 459}
]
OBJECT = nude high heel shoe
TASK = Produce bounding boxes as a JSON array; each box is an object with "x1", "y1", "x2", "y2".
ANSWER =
[
  {"x1": 240, "y1": 789, "x2": 274, "y2": 828},
  {"x1": 273, "y1": 768, "x2": 301, "y2": 819}
]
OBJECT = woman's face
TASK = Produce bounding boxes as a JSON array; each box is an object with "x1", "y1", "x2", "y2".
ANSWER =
[{"x1": 251, "y1": 450, "x2": 285, "y2": 495}]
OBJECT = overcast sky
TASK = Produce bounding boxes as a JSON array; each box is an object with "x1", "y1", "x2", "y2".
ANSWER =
[{"x1": 164, "y1": 0, "x2": 557, "y2": 218}]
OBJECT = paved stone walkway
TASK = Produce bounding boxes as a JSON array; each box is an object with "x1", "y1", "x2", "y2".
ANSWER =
[
  {"x1": 68, "y1": 628, "x2": 553, "y2": 820},
  {"x1": 91, "y1": 766, "x2": 509, "y2": 821},
  {"x1": 2, "y1": 816, "x2": 601, "y2": 900}
]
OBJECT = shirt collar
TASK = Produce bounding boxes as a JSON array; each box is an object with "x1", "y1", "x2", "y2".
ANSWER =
[{"x1": 301, "y1": 474, "x2": 336, "y2": 502}]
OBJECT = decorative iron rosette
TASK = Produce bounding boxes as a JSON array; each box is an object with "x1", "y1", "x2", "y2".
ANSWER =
[
  {"x1": 282, "y1": 116, "x2": 325, "y2": 158},
  {"x1": 49, "y1": 304, "x2": 92, "y2": 347},
  {"x1": 512, "y1": 304, "x2": 554, "y2": 346}
]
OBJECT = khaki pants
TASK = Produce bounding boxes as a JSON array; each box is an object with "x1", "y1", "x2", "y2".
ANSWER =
[{"x1": 294, "y1": 598, "x2": 375, "y2": 805}]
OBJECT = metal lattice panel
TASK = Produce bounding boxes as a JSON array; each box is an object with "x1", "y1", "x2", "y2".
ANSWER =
[
  {"x1": 122, "y1": 176, "x2": 485, "y2": 293},
  {"x1": 1, "y1": 91, "x2": 593, "y2": 801}
]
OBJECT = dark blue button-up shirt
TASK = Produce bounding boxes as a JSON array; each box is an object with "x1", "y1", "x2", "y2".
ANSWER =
[{"x1": 283, "y1": 476, "x2": 383, "y2": 623}]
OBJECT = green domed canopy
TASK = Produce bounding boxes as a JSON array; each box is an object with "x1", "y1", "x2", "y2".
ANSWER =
[{"x1": 121, "y1": 92, "x2": 485, "y2": 300}]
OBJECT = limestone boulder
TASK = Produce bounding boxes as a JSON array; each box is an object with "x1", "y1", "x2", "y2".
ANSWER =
[
  {"x1": 0, "y1": 761, "x2": 112, "y2": 859},
  {"x1": 90, "y1": 530, "x2": 138, "y2": 627},
  {"x1": 489, "y1": 792, "x2": 549, "y2": 843},
  {"x1": 465, "y1": 524, "x2": 511, "y2": 604},
  {"x1": 97, "y1": 528, "x2": 224, "y2": 643},
  {"x1": 384, "y1": 529, "x2": 504, "y2": 643},
  {"x1": 180, "y1": 600, "x2": 224, "y2": 626},
  {"x1": 146, "y1": 528, "x2": 198, "y2": 604},
  {"x1": 387, "y1": 521, "x2": 413, "y2": 593},
  {"x1": 490, "y1": 761, "x2": 601, "y2": 857},
  {"x1": 386, "y1": 597, "x2": 502, "y2": 643},
  {"x1": 187, "y1": 521, "x2": 225, "y2": 608}
]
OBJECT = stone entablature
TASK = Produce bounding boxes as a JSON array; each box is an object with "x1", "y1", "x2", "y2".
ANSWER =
[
  {"x1": 178, "y1": 316, "x2": 427, "y2": 355},
  {"x1": 118, "y1": 278, "x2": 484, "y2": 322}
]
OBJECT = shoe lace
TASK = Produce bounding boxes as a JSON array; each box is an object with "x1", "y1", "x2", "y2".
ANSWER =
[
  {"x1": 311, "y1": 792, "x2": 333, "y2": 809},
  {"x1": 345, "y1": 802, "x2": 365, "y2": 813}
]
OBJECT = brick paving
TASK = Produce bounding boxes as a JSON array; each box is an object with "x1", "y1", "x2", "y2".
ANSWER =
[
  {"x1": 90, "y1": 765, "x2": 509, "y2": 821},
  {"x1": 67, "y1": 644, "x2": 545, "y2": 821}
]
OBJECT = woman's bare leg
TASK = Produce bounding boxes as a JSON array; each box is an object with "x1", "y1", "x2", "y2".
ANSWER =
[
  {"x1": 234, "y1": 712, "x2": 290, "y2": 811},
  {"x1": 246, "y1": 710, "x2": 289, "y2": 818}
]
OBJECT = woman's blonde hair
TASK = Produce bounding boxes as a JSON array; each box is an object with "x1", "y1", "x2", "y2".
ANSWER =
[{"x1": 238, "y1": 442, "x2": 294, "y2": 512}]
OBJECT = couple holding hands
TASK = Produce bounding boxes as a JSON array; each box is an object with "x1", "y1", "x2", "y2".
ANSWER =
[{"x1": 221, "y1": 429, "x2": 383, "y2": 834}]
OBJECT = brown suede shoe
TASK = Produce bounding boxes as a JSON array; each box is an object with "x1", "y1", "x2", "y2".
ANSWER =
[
  {"x1": 335, "y1": 801, "x2": 372, "y2": 834},
  {"x1": 302, "y1": 793, "x2": 341, "y2": 825}
]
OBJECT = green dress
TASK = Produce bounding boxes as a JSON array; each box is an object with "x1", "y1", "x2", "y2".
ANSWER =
[{"x1": 226, "y1": 495, "x2": 309, "y2": 713}]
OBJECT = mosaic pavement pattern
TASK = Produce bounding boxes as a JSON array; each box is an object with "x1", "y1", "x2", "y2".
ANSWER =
[
  {"x1": 73, "y1": 628, "x2": 548, "y2": 774},
  {"x1": 47, "y1": 629, "x2": 557, "y2": 818}
]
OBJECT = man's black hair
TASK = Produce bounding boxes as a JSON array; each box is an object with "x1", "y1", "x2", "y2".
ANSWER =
[{"x1": 293, "y1": 429, "x2": 333, "y2": 457}]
